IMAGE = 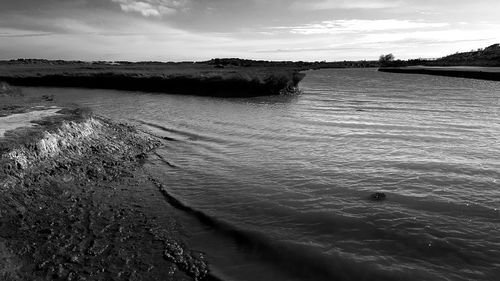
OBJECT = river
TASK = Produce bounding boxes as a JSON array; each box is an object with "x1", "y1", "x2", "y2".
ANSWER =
[{"x1": 21, "y1": 68, "x2": 500, "y2": 281}]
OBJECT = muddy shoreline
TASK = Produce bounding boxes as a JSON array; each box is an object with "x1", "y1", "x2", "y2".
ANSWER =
[
  {"x1": 378, "y1": 66, "x2": 500, "y2": 81},
  {"x1": 0, "y1": 94, "x2": 219, "y2": 280}
]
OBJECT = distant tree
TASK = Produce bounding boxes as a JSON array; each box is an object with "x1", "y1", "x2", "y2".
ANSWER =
[
  {"x1": 379, "y1": 53, "x2": 395, "y2": 63},
  {"x1": 378, "y1": 53, "x2": 396, "y2": 67}
]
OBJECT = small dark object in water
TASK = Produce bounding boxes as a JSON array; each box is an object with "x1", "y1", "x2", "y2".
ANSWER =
[
  {"x1": 370, "y1": 192, "x2": 386, "y2": 201},
  {"x1": 42, "y1": 94, "x2": 54, "y2": 101}
]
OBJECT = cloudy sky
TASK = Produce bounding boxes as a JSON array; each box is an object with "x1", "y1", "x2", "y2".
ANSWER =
[{"x1": 1, "y1": 0, "x2": 499, "y2": 61}]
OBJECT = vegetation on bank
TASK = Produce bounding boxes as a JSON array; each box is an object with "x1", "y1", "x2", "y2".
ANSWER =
[
  {"x1": 205, "y1": 58, "x2": 378, "y2": 69},
  {"x1": 5, "y1": 58, "x2": 379, "y2": 69},
  {"x1": 377, "y1": 43, "x2": 500, "y2": 81},
  {"x1": 379, "y1": 43, "x2": 500, "y2": 67},
  {"x1": 0, "y1": 57, "x2": 381, "y2": 97},
  {"x1": 0, "y1": 61, "x2": 308, "y2": 97}
]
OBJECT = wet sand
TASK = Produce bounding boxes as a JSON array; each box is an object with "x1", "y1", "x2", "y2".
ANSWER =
[
  {"x1": 0, "y1": 108, "x2": 61, "y2": 137},
  {"x1": 0, "y1": 94, "x2": 218, "y2": 280}
]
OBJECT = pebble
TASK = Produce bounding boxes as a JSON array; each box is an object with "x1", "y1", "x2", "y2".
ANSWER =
[{"x1": 370, "y1": 192, "x2": 386, "y2": 201}]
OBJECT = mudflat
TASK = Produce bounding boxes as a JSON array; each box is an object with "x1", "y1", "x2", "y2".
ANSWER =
[{"x1": 0, "y1": 89, "x2": 216, "y2": 280}]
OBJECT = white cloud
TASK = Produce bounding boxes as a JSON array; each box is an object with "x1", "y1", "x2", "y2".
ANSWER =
[
  {"x1": 292, "y1": 0, "x2": 402, "y2": 10},
  {"x1": 111, "y1": 0, "x2": 189, "y2": 17},
  {"x1": 120, "y1": 2, "x2": 161, "y2": 17},
  {"x1": 275, "y1": 19, "x2": 448, "y2": 35}
]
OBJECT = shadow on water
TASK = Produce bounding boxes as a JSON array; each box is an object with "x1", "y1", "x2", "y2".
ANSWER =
[{"x1": 151, "y1": 178, "x2": 414, "y2": 281}]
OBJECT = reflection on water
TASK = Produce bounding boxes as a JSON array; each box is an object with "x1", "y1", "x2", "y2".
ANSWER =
[{"x1": 21, "y1": 68, "x2": 500, "y2": 281}]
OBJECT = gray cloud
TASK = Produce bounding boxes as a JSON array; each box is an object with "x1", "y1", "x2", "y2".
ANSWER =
[
  {"x1": 0, "y1": 0, "x2": 499, "y2": 61},
  {"x1": 111, "y1": 0, "x2": 190, "y2": 17},
  {"x1": 292, "y1": 0, "x2": 402, "y2": 10}
]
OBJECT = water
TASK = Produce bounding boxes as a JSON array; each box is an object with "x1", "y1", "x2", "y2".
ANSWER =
[{"x1": 21, "y1": 69, "x2": 500, "y2": 280}]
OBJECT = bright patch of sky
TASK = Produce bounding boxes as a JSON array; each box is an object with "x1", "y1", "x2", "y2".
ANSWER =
[{"x1": 0, "y1": 0, "x2": 498, "y2": 61}]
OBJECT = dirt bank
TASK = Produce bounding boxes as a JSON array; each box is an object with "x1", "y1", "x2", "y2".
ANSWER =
[{"x1": 0, "y1": 106, "x2": 217, "y2": 280}]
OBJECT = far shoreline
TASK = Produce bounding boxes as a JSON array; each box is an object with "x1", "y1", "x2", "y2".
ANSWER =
[{"x1": 378, "y1": 66, "x2": 500, "y2": 81}]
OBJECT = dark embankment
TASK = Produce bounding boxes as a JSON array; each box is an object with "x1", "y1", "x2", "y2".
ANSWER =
[
  {"x1": 378, "y1": 43, "x2": 500, "y2": 81},
  {"x1": 429, "y1": 43, "x2": 500, "y2": 67},
  {"x1": 0, "y1": 103, "x2": 217, "y2": 280},
  {"x1": 378, "y1": 66, "x2": 500, "y2": 81},
  {"x1": 0, "y1": 61, "x2": 305, "y2": 97}
]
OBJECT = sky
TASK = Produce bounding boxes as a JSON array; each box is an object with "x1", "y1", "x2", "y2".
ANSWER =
[{"x1": 0, "y1": 0, "x2": 499, "y2": 61}]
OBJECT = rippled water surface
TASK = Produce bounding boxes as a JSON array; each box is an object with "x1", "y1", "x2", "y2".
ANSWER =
[{"x1": 23, "y1": 69, "x2": 500, "y2": 280}]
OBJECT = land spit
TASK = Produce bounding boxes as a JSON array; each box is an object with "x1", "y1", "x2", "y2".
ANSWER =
[
  {"x1": 0, "y1": 103, "x2": 219, "y2": 280},
  {"x1": 378, "y1": 66, "x2": 500, "y2": 81},
  {"x1": 0, "y1": 62, "x2": 305, "y2": 97}
]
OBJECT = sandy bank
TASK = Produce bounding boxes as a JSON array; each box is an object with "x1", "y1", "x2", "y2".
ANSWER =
[
  {"x1": 0, "y1": 105, "x2": 218, "y2": 280},
  {"x1": 0, "y1": 107, "x2": 61, "y2": 137},
  {"x1": 378, "y1": 66, "x2": 500, "y2": 81}
]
